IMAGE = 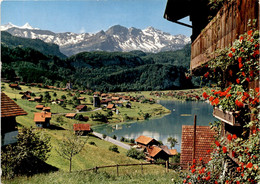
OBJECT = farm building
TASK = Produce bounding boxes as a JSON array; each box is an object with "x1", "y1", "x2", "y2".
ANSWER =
[
  {"x1": 76, "y1": 105, "x2": 87, "y2": 112},
  {"x1": 66, "y1": 113, "x2": 76, "y2": 119},
  {"x1": 34, "y1": 112, "x2": 52, "y2": 128},
  {"x1": 135, "y1": 135, "x2": 160, "y2": 148},
  {"x1": 73, "y1": 123, "x2": 92, "y2": 135},
  {"x1": 1, "y1": 93, "x2": 27, "y2": 146}
]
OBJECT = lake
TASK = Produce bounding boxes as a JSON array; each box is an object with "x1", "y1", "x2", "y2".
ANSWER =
[{"x1": 93, "y1": 100, "x2": 217, "y2": 152}]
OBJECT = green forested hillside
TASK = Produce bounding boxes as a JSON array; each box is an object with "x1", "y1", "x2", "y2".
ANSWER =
[
  {"x1": 1, "y1": 33, "x2": 194, "y2": 91},
  {"x1": 1, "y1": 31, "x2": 67, "y2": 59}
]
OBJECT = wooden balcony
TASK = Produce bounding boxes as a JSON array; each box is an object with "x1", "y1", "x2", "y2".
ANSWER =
[{"x1": 190, "y1": 0, "x2": 259, "y2": 73}]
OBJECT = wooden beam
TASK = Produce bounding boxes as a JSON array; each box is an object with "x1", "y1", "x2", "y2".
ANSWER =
[{"x1": 192, "y1": 115, "x2": 197, "y2": 162}]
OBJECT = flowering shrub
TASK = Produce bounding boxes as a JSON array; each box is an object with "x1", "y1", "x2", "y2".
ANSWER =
[{"x1": 183, "y1": 26, "x2": 260, "y2": 183}]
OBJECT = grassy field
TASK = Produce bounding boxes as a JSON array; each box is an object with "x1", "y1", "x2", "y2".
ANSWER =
[
  {"x1": 3, "y1": 170, "x2": 182, "y2": 184},
  {"x1": 2, "y1": 83, "x2": 182, "y2": 183}
]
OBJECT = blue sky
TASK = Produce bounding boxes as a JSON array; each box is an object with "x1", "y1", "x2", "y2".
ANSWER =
[{"x1": 1, "y1": 0, "x2": 192, "y2": 36}]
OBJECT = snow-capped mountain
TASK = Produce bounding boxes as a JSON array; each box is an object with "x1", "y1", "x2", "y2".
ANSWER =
[
  {"x1": 1, "y1": 22, "x2": 40, "y2": 31},
  {"x1": 2, "y1": 23, "x2": 190, "y2": 56}
]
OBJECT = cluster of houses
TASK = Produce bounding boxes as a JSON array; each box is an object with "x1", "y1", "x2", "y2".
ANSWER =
[{"x1": 135, "y1": 135, "x2": 177, "y2": 162}]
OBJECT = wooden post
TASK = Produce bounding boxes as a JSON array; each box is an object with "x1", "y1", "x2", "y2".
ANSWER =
[
  {"x1": 95, "y1": 166, "x2": 98, "y2": 173},
  {"x1": 141, "y1": 163, "x2": 143, "y2": 174},
  {"x1": 166, "y1": 160, "x2": 169, "y2": 173},
  {"x1": 116, "y1": 164, "x2": 119, "y2": 176},
  {"x1": 192, "y1": 115, "x2": 197, "y2": 162}
]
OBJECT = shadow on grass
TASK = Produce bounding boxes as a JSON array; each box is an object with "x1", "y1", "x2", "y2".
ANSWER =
[{"x1": 48, "y1": 124, "x2": 65, "y2": 130}]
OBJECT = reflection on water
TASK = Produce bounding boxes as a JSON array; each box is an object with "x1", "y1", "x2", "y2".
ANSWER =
[{"x1": 93, "y1": 101, "x2": 217, "y2": 152}]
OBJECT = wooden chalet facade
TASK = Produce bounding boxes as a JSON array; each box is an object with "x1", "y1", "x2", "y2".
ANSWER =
[
  {"x1": 165, "y1": 0, "x2": 259, "y2": 171},
  {"x1": 76, "y1": 105, "x2": 87, "y2": 112},
  {"x1": 1, "y1": 93, "x2": 27, "y2": 146}
]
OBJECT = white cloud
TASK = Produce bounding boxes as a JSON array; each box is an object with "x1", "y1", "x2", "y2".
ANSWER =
[{"x1": 79, "y1": 27, "x2": 86, "y2": 33}]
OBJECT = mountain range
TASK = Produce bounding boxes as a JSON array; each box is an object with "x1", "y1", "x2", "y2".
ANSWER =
[{"x1": 1, "y1": 23, "x2": 191, "y2": 56}]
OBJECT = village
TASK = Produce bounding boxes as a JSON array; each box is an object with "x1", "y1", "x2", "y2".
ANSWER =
[{"x1": 1, "y1": 0, "x2": 260, "y2": 183}]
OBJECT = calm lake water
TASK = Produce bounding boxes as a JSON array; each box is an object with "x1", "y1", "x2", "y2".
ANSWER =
[{"x1": 93, "y1": 101, "x2": 217, "y2": 152}]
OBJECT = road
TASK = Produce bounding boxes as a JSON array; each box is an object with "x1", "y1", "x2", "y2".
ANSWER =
[
  {"x1": 92, "y1": 132, "x2": 132, "y2": 150},
  {"x1": 52, "y1": 108, "x2": 102, "y2": 115}
]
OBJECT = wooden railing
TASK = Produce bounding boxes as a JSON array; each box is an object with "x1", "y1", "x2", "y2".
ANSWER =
[
  {"x1": 190, "y1": 0, "x2": 259, "y2": 72},
  {"x1": 82, "y1": 161, "x2": 180, "y2": 176}
]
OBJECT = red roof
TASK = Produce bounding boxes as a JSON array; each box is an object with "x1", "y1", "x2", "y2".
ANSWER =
[
  {"x1": 107, "y1": 104, "x2": 115, "y2": 109},
  {"x1": 180, "y1": 125, "x2": 216, "y2": 170},
  {"x1": 76, "y1": 105, "x2": 86, "y2": 110},
  {"x1": 36, "y1": 105, "x2": 45, "y2": 109},
  {"x1": 146, "y1": 146, "x2": 163, "y2": 157},
  {"x1": 66, "y1": 113, "x2": 76, "y2": 118},
  {"x1": 73, "y1": 124, "x2": 91, "y2": 131},
  {"x1": 135, "y1": 135, "x2": 154, "y2": 145},
  {"x1": 1, "y1": 92, "x2": 27, "y2": 118},
  {"x1": 34, "y1": 112, "x2": 52, "y2": 122}
]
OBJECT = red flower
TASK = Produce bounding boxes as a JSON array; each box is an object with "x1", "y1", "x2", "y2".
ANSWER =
[
  {"x1": 243, "y1": 92, "x2": 250, "y2": 98},
  {"x1": 193, "y1": 159, "x2": 196, "y2": 164},
  {"x1": 253, "y1": 50, "x2": 259, "y2": 57},
  {"x1": 192, "y1": 168, "x2": 196, "y2": 173},
  {"x1": 239, "y1": 63, "x2": 243, "y2": 69},
  {"x1": 222, "y1": 146, "x2": 227, "y2": 153},
  {"x1": 226, "y1": 94, "x2": 231, "y2": 98},
  {"x1": 190, "y1": 164, "x2": 195, "y2": 169},
  {"x1": 215, "y1": 181, "x2": 218, "y2": 184},
  {"x1": 215, "y1": 140, "x2": 220, "y2": 147},
  {"x1": 205, "y1": 175, "x2": 210, "y2": 181},
  {"x1": 255, "y1": 87, "x2": 259, "y2": 92},
  {"x1": 236, "y1": 181, "x2": 240, "y2": 184},
  {"x1": 235, "y1": 100, "x2": 244, "y2": 108},
  {"x1": 204, "y1": 72, "x2": 209, "y2": 78},
  {"x1": 241, "y1": 173, "x2": 244, "y2": 177},
  {"x1": 202, "y1": 167, "x2": 205, "y2": 173},
  {"x1": 202, "y1": 92, "x2": 209, "y2": 99},
  {"x1": 246, "y1": 78, "x2": 250, "y2": 82},
  {"x1": 240, "y1": 36, "x2": 244, "y2": 41},
  {"x1": 250, "y1": 71, "x2": 254, "y2": 77},
  {"x1": 238, "y1": 57, "x2": 242, "y2": 63},
  {"x1": 197, "y1": 176, "x2": 200, "y2": 180},
  {"x1": 228, "y1": 52, "x2": 233, "y2": 57},
  {"x1": 187, "y1": 175, "x2": 190, "y2": 179},
  {"x1": 246, "y1": 162, "x2": 253, "y2": 168},
  {"x1": 227, "y1": 134, "x2": 232, "y2": 141},
  {"x1": 183, "y1": 179, "x2": 186, "y2": 183},
  {"x1": 236, "y1": 167, "x2": 241, "y2": 172},
  {"x1": 232, "y1": 134, "x2": 237, "y2": 139},
  {"x1": 248, "y1": 30, "x2": 253, "y2": 36},
  {"x1": 213, "y1": 98, "x2": 219, "y2": 105},
  {"x1": 209, "y1": 96, "x2": 214, "y2": 102},
  {"x1": 199, "y1": 157, "x2": 203, "y2": 161},
  {"x1": 207, "y1": 149, "x2": 211, "y2": 154},
  {"x1": 231, "y1": 47, "x2": 236, "y2": 53},
  {"x1": 252, "y1": 129, "x2": 256, "y2": 134},
  {"x1": 207, "y1": 171, "x2": 211, "y2": 175},
  {"x1": 236, "y1": 78, "x2": 240, "y2": 84},
  {"x1": 255, "y1": 43, "x2": 259, "y2": 48}
]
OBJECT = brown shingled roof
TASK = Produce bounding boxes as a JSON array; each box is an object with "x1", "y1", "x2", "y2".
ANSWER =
[
  {"x1": 34, "y1": 112, "x2": 52, "y2": 122},
  {"x1": 135, "y1": 135, "x2": 154, "y2": 145},
  {"x1": 147, "y1": 146, "x2": 163, "y2": 157},
  {"x1": 73, "y1": 124, "x2": 91, "y2": 131},
  {"x1": 180, "y1": 125, "x2": 216, "y2": 170},
  {"x1": 76, "y1": 105, "x2": 86, "y2": 110},
  {"x1": 1, "y1": 92, "x2": 27, "y2": 118},
  {"x1": 107, "y1": 104, "x2": 115, "y2": 109}
]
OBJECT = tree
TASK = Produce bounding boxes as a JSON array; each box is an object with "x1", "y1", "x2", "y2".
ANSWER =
[
  {"x1": 167, "y1": 137, "x2": 178, "y2": 149},
  {"x1": 56, "y1": 131, "x2": 87, "y2": 172},
  {"x1": 1, "y1": 128, "x2": 51, "y2": 178},
  {"x1": 61, "y1": 95, "x2": 66, "y2": 100}
]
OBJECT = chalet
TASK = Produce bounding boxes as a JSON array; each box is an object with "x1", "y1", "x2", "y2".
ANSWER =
[
  {"x1": 114, "y1": 101, "x2": 123, "y2": 107},
  {"x1": 34, "y1": 112, "x2": 52, "y2": 128},
  {"x1": 76, "y1": 105, "x2": 87, "y2": 112},
  {"x1": 35, "y1": 105, "x2": 45, "y2": 110},
  {"x1": 34, "y1": 96, "x2": 42, "y2": 102},
  {"x1": 21, "y1": 94, "x2": 31, "y2": 100},
  {"x1": 101, "y1": 93, "x2": 108, "y2": 98},
  {"x1": 28, "y1": 99, "x2": 35, "y2": 102},
  {"x1": 107, "y1": 103, "x2": 115, "y2": 110},
  {"x1": 42, "y1": 107, "x2": 51, "y2": 112},
  {"x1": 135, "y1": 135, "x2": 159, "y2": 148},
  {"x1": 144, "y1": 145, "x2": 171, "y2": 161},
  {"x1": 65, "y1": 113, "x2": 76, "y2": 119},
  {"x1": 164, "y1": 0, "x2": 259, "y2": 173},
  {"x1": 9, "y1": 83, "x2": 21, "y2": 90},
  {"x1": 180, "y1": 125, "x2": 216, "y2": 169},
  {"x1": 1, "y1": 93, "x2": 27, "y2": 146},
  {"x1": 19, "y1": 82, "x2": 25, "y2": 85},
  {"x1": 73, "y1": 123, "x2": 92, "y2": 135},
  {"x1": 111, "y1": 97, "x2": 120, "y2": 101}
]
